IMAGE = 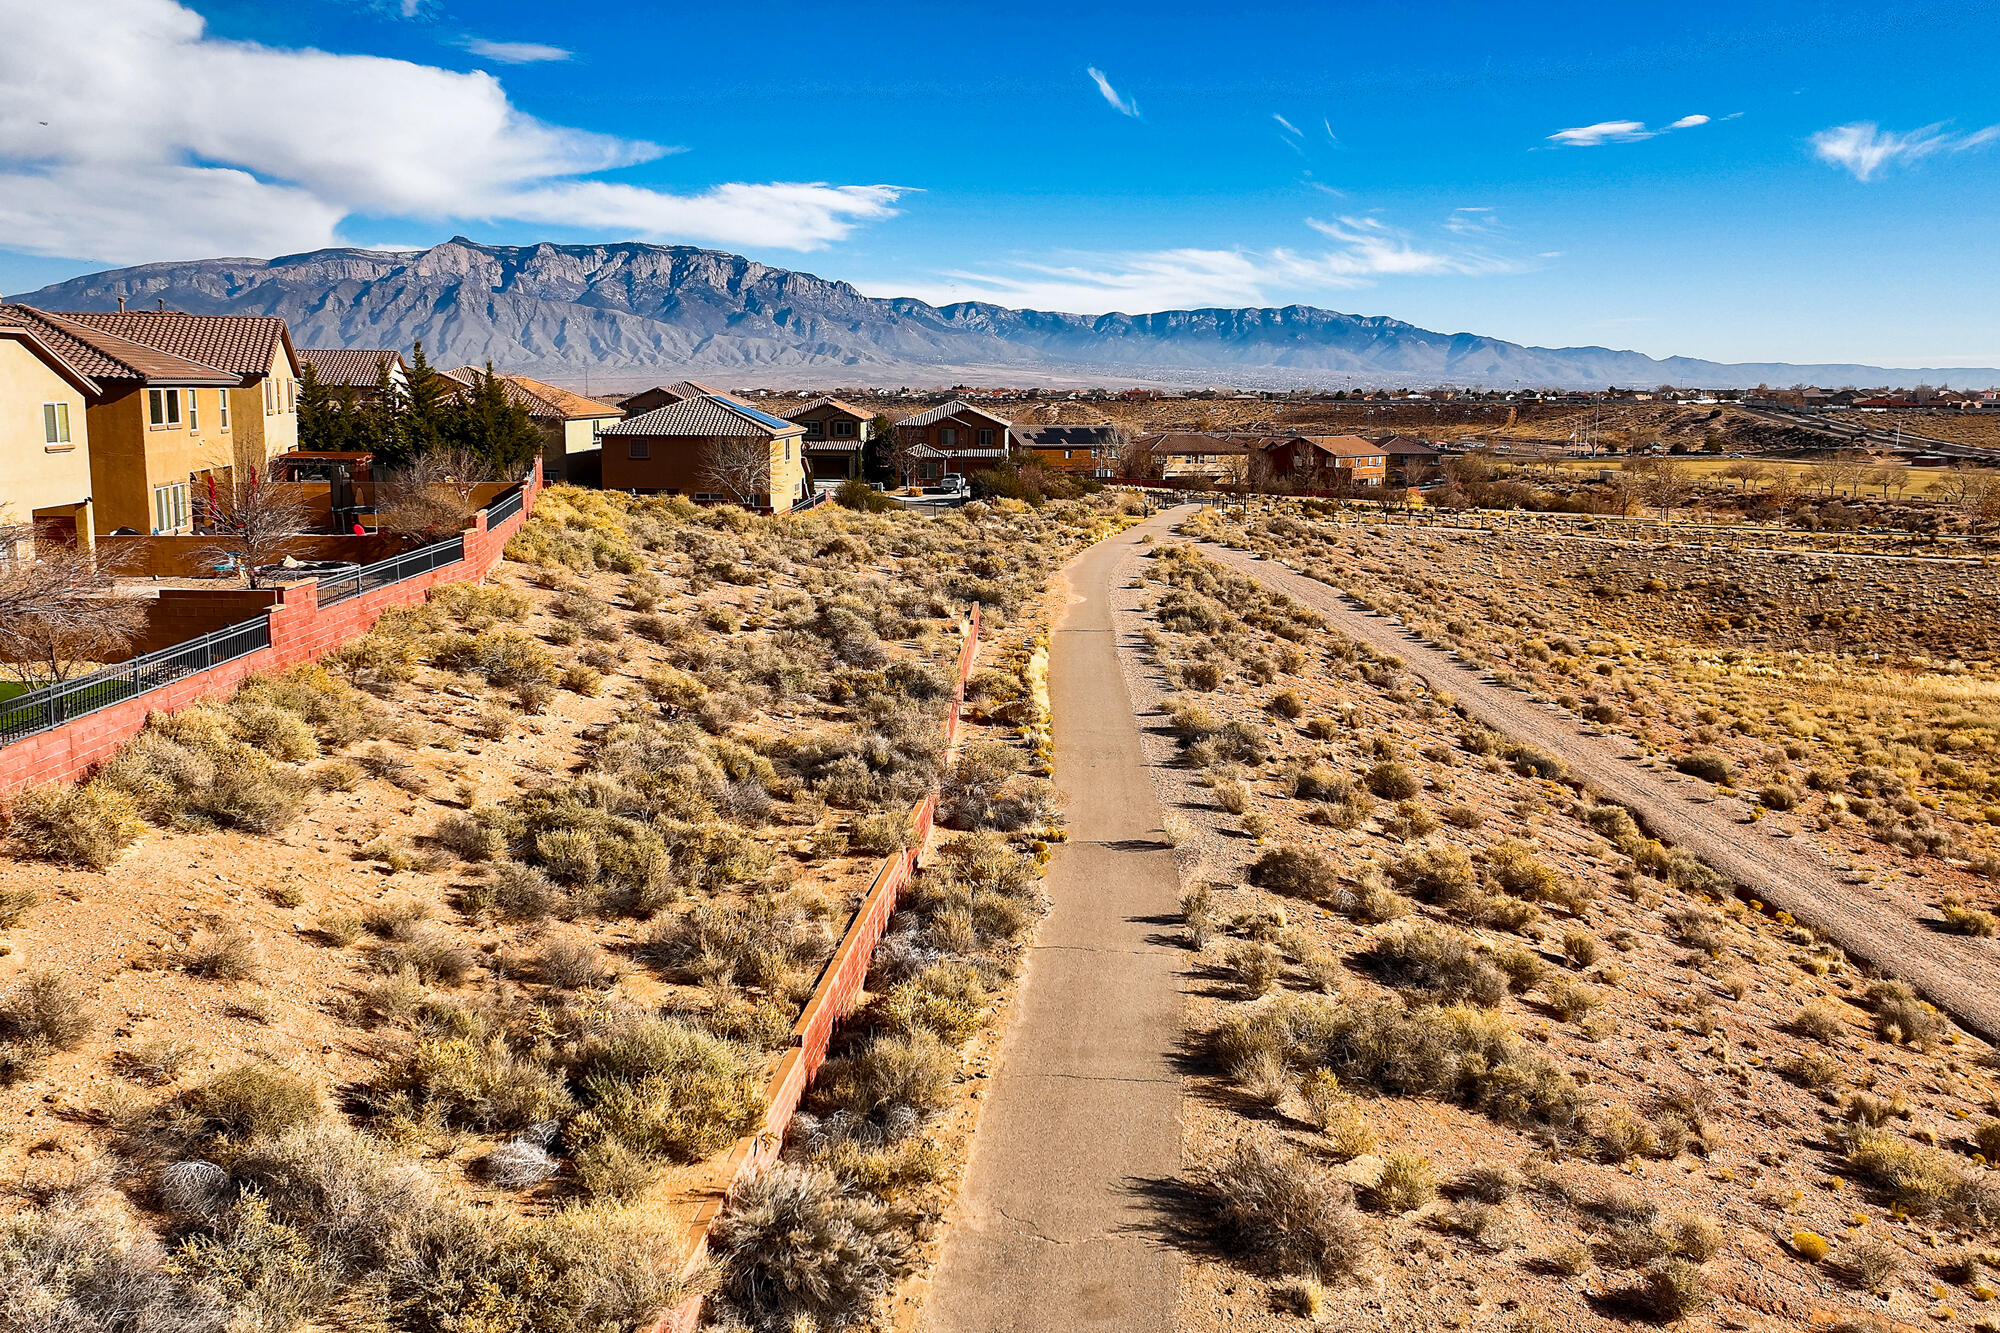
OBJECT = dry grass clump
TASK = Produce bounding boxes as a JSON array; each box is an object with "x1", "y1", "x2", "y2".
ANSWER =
[
  {"x1": 0, "y1": 971, "x2": 94, "y2": 1084},
  {"x1": 1845, "y1": 1127, "x2": 1995, "y2": 1220},
  {"x1": 1367, "y1": 924, "x2": 1507, "y2": 1006},
  {"x1": 2, "y1": 783, "x2": 146, "y2": 868},
  {"x1": 710, "y1": 1163, "x2": 912, "y2": 1332},
  {"x1": 1192, "y1": 1136, "x2": 1374, "y2": 1285}
]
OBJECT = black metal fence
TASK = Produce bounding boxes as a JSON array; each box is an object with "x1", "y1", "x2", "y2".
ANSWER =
[
  {"x1": 0, "y1": 618, "x2": 272, "y2": 747},
  {"x1": 484, "y1": 482, "x2": 525, "y2": 528},
  {"x1": 316, "y1": 535, "x2": 467, "y2": 608}
]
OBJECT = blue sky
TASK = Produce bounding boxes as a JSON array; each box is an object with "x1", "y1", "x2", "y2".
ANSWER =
[{"x1": 1, "y1": 0, "x2": 1995, "y2": 367}]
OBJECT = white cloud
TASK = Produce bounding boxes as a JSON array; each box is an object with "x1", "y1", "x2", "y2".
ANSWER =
[
  {"x1": 1444, "y1": 206, "x2": 1497, "y2": 235},
  {"x1": 1086, "y1": 66, "x2": 1140, "y2": 118},
  {"x1": 1549, "y1": 119, "x2": 1652, "y2": 147},
  {"x1": 1547, "y1": 114, "x2": 1717, "y2": 147},
  {"x1": 462, "y1": 37, "x2": 572, "y2": 64},
  {"x1": 1273, "y1": 113, "x2": 1303, "y2": 137},
  {"x1": 867, "y1": 216, "x2": 1524, "y2": 314},
  {"x1": 1811, "y1": 120, "x2": 2000, "y2": 181},
  {"x1": 0, "y1": 0, "x2": 904, "y2": 262}
]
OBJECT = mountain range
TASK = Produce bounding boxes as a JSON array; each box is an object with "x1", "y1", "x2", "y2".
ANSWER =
[{"x1": 10, "y1": 237, "x2": 1996, "y2": 391}]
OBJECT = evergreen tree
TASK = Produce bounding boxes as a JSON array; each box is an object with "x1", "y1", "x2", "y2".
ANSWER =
[
  {"x1": 448, "y1": 362, "x2": 543, "y2": 477},
  {"x1": 394, "y1": 340, "x2": 453, "y2": 466},
  {"x1": 360, "y1": 356, "x2": 407, "y2": 461},
  {"x1": 296, "y1": 362, "x2": 340, "y2": 451}
]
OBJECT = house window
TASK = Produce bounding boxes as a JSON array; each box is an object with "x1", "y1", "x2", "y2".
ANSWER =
[
  {"x1": 977, "y1": 427, "x2": 995, "y2": 447},
  {"x1": 940, "y1": 426, "x2": 957, "y2": 447},
  {"x1": 831, "y1": 419, "x2": 856, "y2": 437},
  {"x1": 264, "y1": 380, "x2": 276, "y2": 414},
  {"x1": 153, "y1": 481, "x2": 190, "y2": 533},
  {"x1": 628, "y1": 439, "x2": 650, "y2": 460},
  {"x1": 148, "y1": 388, "x2": 181, "y2": 427},
  {"x1": 218, "y1": 391, "x2": 230, "y2": 430},
  {"x1": 285, "y1": 379, "x2": 296, "y2": 412},
  {"x1": 785, "y1": 440, "x2": 793, "y2": 461},
  {"x1": 187, "y1": 390, "x2": 199, "y2": 431},
  {"x1": 41, "y1": 402, "x2": 71, "y2": 447}
]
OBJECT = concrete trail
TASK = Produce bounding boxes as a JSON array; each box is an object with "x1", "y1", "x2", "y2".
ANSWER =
[
  {"x1": 1197, "y1": 538, "x2": 2000, "y2": 1045},
  {"x1": 923, "y1": 510, "x2": 1191, "y2": 1333}
]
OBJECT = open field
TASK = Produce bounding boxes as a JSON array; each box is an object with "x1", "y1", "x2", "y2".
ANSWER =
[
  {"x1": 1825, "y1": 412, "x2": 2000, "y2": 450},
  {"x1": 1090, "y1": 504, "x2": 2000, "y2": 1333},
  {"x1": 0, "y1": 485, "x2": 1132, "y2": 1331},
  {"x1": 1549, "y1": 456, "x2": 1980, "y2": 497}
]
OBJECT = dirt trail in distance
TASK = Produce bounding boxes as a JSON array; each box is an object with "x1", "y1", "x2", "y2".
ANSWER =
[{"x1": 1196, "y1": 537, "x2": 2000, "y2": 1045}]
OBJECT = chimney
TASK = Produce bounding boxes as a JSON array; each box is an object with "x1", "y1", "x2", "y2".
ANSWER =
[
  {"x1": 116, "y1": 296, "x2": 126, "y2": 311},
  {"x1": 157, "y1": 298, "x2": 167, "y2": 312}
]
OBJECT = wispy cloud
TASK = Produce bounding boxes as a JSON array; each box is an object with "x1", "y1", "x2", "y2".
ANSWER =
[
  {"x1": 1322, "y1": 117, "x2": 1339, "y2": 144},
  {"x1": 869, "y1": 216, "x2": 1526, "y2": 315},
  {"x1": 461, "y1": 36, "x2": 572, "y2": 64},
  {"x1": 1273, "y1": 113, "x2": 1302, "y2": 137},
  {"x1": 0, "y1": 0, "x2": 905, "y2": 261},
  {"x1": 1547, "y1": 114, "x2": 1717, "y2": 147},
  {"x1": 1811, "y1": 120, "x2": 2000, "y2": 181},
  {"x1": 1086, "y1": 66, "x2": 1140, "y2": 118},
  {"x1": 1444, "y1": 206, "x2": 1498, "y2": 235}
]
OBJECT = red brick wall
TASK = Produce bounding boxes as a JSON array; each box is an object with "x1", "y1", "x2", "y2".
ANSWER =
[{"x1": 0, "y1": 461, "x2": 542, "y2": 800}]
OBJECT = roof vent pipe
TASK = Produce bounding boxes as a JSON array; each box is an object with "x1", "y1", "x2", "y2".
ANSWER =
[
  {"x1": 158, "y1": 298, "x2": 167, "y2": 312},
  {"x1": 116, "y1": 296, "x2": 126, "y2": 311}
]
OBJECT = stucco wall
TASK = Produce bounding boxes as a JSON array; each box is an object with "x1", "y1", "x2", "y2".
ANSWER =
[{"x1": 0, "y1": 339, "x2": 94, "y2": 527}]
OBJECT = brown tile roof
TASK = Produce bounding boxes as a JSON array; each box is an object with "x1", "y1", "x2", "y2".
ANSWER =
[
  {"x1": 785, "y1": 396, "x2": 873, "y2": 421},
  {"x1": 601, "y1": 393, "x2": 804, "y2": 439},
  {"x1": 298, "y1": 348, "x2": 403, "y2": 387},
  {"x1": 0, "y1": 322, "x2": 100, "y2": 397},
  {"x1": 51, "y1": 310, "x2": 295, "y2": 381},
  {"x1": 1017, "y1": 425, "x2": 1118, "y2": 448},
  {"x1": 1285, "y1": 434, "x2": 1385, "y2": 458},
  {"x1": 440, "y1": 368, "x2": 624, "y2": 421},
  {"x1": 616, "y1": 380, "x2": 718, "y2": 411},
  {"x1": 1136, "y1": 432, "x2": 1253, "y2": 455},
  {"x1": 0, "y1": 305, "x2": 238, "y2": 386},
  {"x1": 896, "y1": 399, "x2": 1013, "y2": 430}
]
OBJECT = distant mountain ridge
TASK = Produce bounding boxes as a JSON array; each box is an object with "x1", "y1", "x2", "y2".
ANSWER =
[{"x1": 11, "y1": 237, "x2": 1995, "y2": 390}]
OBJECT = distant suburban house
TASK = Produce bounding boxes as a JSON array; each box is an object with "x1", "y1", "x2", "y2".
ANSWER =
[
  {"x1": 616, "y1": 380, "x2": 720, "y2": 416},
  {"x1": 0, "y1": 306, "x2": 277, "y2": 535},
  {"x1": 441, "y1": 367, "x2": 624, "y2": 484},
  {"x1": 1135, "y1": 432, "x2": 1254, "y2": 481},
  {"x1": 1262, "y1": 434, "x2": 1388, "y2": 487},
  {"x1": 1014, "y1": 423, "x2": 1120, "y2": 476},
  {"x1": 891, "y1": 400, "x2": 1013, "y2": 483},
  {"x1": 298, "y1": 347, "x2": 408, "y2": 404},
  {"x1": 0, "y1": 318, "x2": 101, "y2": 552},
  {"x1": 783, "y1": 396, "x2": 876, "y2": 481},
  {"x1": 1370, "y1": 434, "x2": 1442, "y2": 483},
  {"x1": 599, "y1": 392, "x2": 808, "y2": 512}
]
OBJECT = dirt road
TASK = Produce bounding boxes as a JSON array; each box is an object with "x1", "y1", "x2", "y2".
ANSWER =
[
  {"x1": 1197, "y1": 538, "x2": 2000, "y2": 1045},
  {"x1": 923, "y1": 513, "x2": 1187, "y2": 1333}
]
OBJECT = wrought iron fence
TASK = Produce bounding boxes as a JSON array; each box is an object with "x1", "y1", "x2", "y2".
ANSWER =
[
  {"x1": 483, "y1": 483, "x2": 525, "y2": 528},
  {"x1": 0, "y1": 618, "x2": 272, "y2": 747},
  {"x1": 0, "y1": 481, "x2": 529, "y2": 751},
  {"x1": 316, "y1": 535, "x2": 466, "y2": 607}
]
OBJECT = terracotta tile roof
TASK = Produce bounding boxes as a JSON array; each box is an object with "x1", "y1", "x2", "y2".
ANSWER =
[
  {"x1": 601, "y1": 393, "x2": 804, "y2": 439},
  {"x1": 896, "y1": 399, "x2": 1013, "y2": 430},
  {"x1": 0, "y1": 305, "x2": 238, "y2": 386},
  {"x1": 298, "y1": 348, "x2": 403, "y2": 387},
  {"x1": 615, "y1": 380, "x2": 718, "y2": 411},
  {"x1": 1016, "y1": 425, "x2": 1118, "y2": 448},
  {"x1": 440, "y1": 367, "x2": 624, "y2": 421},
  {"x1": 51, "y1": 310, "x2": 295, "y2": 381}
]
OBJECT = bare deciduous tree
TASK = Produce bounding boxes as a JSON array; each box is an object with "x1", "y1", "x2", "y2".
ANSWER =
[
  {"x1": 0, "y1": 516, "x2": 144, "y2": 686},
  {"x1": 199, "y1": 470, "x2": 316, "y2": 588},
  {"x1": 1629, "y1": 458, "x2": 1697, "y2": 519},
  {"x1": 1718, "y1": 460, "x2": 1771, "y2": 490},
  {"x1": 699, "y1": 435, "x2": 773, "y2": 507},
  {"x1": 374, "y1": 448, "x2": 498, "y2": 539}
]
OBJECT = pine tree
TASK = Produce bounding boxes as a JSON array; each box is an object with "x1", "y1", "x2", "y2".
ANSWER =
[
  {"x1": 296, "y1": 362, "x2": 339, "y2": 451},
  {"x1": 394, "y1": 340, "x2": 453, "y2": 466},
  {"x1": 448, "y1": 362, "x2": 542, "y2": 477}
]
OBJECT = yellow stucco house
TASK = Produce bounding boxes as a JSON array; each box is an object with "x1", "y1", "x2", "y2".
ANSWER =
[
  {"x1": 0, "y1": 320, "x2": 100, "y2": 553},
  {"x1": 442, "y1": 366, "x2": 624, "y2": 484},
  {"x1": 0, "y1": 307, "x2": 301, "y2": 535}
]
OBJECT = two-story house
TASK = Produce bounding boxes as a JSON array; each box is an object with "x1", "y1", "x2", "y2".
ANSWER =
[
  {"x1": 1014, "y1": 423, "x2": 1120, "y2": 476},
  {"x1": 53, "y1": 310, "x2": 302, "y2": 484},
  {"x1": 890, "y1": 400, "x2": 1013, "y2": 484},
  {"x1": 783, "y1": 397, "x2": 875, "y2": 481},
  {"x1": 599, "y1": 393, "x2": 808, "y2": 512},
  {"x1": 0, "y1": 306, "x2": 244, "y2": 535},
  {"x1": 1261, "y1": 434, "x2": 1388, "y2": 488},
  {"x1": 297, "y1": 348, "x2": 408, "y2": 406},
  {"x1": 0, "y1": 319, "x2": 100, "y2": 552},
  {"x1": 616, "y1": 380, "x2": 719, "y2": 416}
]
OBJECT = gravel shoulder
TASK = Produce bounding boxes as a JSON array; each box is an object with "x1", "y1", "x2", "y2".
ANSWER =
[{"x1": 1194, "y1": 535, "x2": 2000, "y2": 1044}]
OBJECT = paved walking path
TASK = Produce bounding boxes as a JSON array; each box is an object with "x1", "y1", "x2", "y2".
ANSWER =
[
  {"x1": 924, "y1": 511, "x2": 1189, "y2": 1333},
  {"x1": 1197, "y1": 537, "x2": 2000, "y2": 1044}
]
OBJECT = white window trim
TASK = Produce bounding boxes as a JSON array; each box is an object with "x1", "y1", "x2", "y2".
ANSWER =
[
  {"x1": 148, "y1": 387, "x2": 181, "y2": 427},
  {"x1": 187, "y1": 389, "x2": 199, "y2": 431},
  {"x1": 42, "y1": 401, "x2": 71, "y2": 446},
  {"x1": 219, "y1": 390, "x2": 230, "y2": 430}
]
